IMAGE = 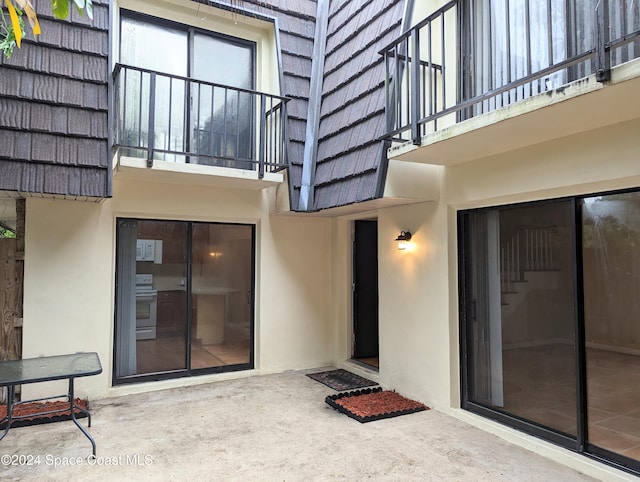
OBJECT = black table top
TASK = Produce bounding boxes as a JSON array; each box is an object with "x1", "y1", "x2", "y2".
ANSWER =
[{"x1": 0, "y1": 352, "x2": 102, "y2": 386}]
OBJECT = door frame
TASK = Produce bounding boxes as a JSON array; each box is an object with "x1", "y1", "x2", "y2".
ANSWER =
[
  {"x1": 113, "y1": 218, "x2": 256, "y2": 385},
  {"x1": 459, "y1": 189, "x2": 640, "y2": 476},
  {"x1": 351, "y1": 219, "x2": 379, "y2": 366}
]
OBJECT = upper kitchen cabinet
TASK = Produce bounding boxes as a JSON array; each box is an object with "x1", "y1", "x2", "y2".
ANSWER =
[
  {"x1": 137, "y1": 220, "x2": 187, "y2": 265},
  {"x1": 162, "y1": 223, "x2": 187, "y2": 265},
  {"x1": 137, "y1": 220, "x2": 163, "y2": 239},
  {"x1": 111, "y1": 2, "x2": 289, "y2": 190}
]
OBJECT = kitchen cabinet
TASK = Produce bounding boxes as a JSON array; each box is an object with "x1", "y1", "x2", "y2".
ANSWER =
[
  {"x1": 137, "y1": 221, "x2": 163, "y2": 239},
  {"x1": 156, "y1": 290, "x2": 187, "y2": 338},
  {"x1": 137, "y1": 221, "x2": 187, "y2": 264},
  {"x1": 191, "y1": 224, "x2": 210, "y2": 264},
  {"x1": 162, "y1": 223, "x2": 187, "y2": 264}
]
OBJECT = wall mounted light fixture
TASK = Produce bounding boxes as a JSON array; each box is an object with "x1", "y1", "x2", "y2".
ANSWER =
[{"x1": 395, "y1": 231, "x2": 412, "y2": 250}]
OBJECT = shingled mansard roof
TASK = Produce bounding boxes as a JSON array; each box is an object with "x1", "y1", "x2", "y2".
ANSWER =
[
  {"x1": 228, "y1": 0, "x2": 317, "y2": 211},
  {"x1": 231, "y1": 0, "x2": 406, "y2": 212},
  {"x1": 0, "y1": 0, "x2": 407, "y2": 211},
  {"x1": 312, "y1": 0, "x2": 405, "y2": 211}
]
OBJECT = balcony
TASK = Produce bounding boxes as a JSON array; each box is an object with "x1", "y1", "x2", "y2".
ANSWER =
[
  {"x1": 112, "y1": 64, "x2": 289, "y2": 189},
  {"x1": 382, "y1": 0, "x2": 640, "y2": 166}
]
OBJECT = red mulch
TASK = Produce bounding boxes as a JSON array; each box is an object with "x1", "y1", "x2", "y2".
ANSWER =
[
  {"x1": 0, "y1": 399, "x2": 88, "y2": 428},
  {"x1": 326, "y1": 387, "x2": 429, "y2": 423},
  {"x1": 334, "y1": 390, "x2": 428, "y2": 418}
]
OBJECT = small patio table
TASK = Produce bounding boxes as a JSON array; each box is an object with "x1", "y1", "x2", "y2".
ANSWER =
[{"x1": 0, "y1": 352, "x2": 102, "y2": 456}]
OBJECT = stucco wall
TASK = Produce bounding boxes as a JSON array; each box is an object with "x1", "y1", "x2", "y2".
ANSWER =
[
  {"x1": 21, "y1": 181, "x2": 332, "y2": 400},
  {"x1": 377, "y1": 201, "x2": 451, "y2": 408},
  {"x1": 352, "y1": 117, "x2": 640, "y2": 413},
  {"x1": 19, "y1": 119, "x2": 640, "y2": 407}
]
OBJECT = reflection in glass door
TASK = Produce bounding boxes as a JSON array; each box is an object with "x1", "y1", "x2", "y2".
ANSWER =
[
  {"x1": 191, "y1": 33, "x2": 254, "y2": 168},
  {"x1": 120, "y1": 15, "x2": 188, "y2": 162},
  {"x1": 583, "y1": 193, "x2": 640, "y2": 463},
  {"x1": 119, "y1": 13, "x2": 255, "y2": 166}
]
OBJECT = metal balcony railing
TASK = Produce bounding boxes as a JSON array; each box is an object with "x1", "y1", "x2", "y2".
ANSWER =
[
  {"x1": 381, "y1": 0, "x2": 640, "y2": 145},
  {"x1": 113, "y1": 64, "x2": 289, "y2": 178}
]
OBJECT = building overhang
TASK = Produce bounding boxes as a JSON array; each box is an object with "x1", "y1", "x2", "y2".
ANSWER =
[
  {"x1": 276, "y1": 160, "x2": 441, "y2": 217},
  {"x1": 388, "y1": 58, "x2": 640, "y2": 167},
  {"x1": 113, "y1": 156, "x2": 284, "y2": 190}
]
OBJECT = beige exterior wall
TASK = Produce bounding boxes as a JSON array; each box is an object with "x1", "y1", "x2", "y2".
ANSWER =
[
  {"x1": 362, "y1": 116, "x2": 640, "y2": 407},
  {"x1": 334, "y1": 112, "x2": 636, "y2": 481},
  {"x1": 21, "y1": 181, "x2": 332, "y2": 400},
  {"x1": 320, "y1": 115, "x2": 640, "y2": 418},
  {"x1": 15, "y1": 0, "x2": 640, "y2": 475}
]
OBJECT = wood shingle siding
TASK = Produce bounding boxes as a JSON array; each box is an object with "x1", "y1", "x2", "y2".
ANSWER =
[
  {"x1": 0, "y1": 0, "x2": 110, "y2": 198},
  {"x1": 233, "y1": 0, "x2": 317, "y2": 209},
  {"x1": 309, "y1": 0, "x2": 404, "y2": 210}
]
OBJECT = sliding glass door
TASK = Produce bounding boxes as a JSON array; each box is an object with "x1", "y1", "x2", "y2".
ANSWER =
[
  {"x1": 114, "y1": 219, "x2": 254, "y2": 384},
  {"x1": 460, "y1": 191, "x2": 640, "y2": 473},
  {"x1": 119, "y1": 11, "x2": 255, "y2": 165},
  {"x1": 582, "y1": 193, "x2": 640, "y2": 464}
]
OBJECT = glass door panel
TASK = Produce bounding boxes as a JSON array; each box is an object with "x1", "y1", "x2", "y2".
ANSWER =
[
  {"x1": 191, "y1": 33, "x2": 254, "y2": 168},
  {"x1": 583, "y1": 193, "x2": 640, "y2": 462},
  {"x1": 190, "y1": 223, "x2": 252, "y2": 370},
  {"x1": 120, "y1": 16, "x2": 188, "y2": 162},
  {"x1": 115, "y1": 220, "x2": 189, "y2": 379},
  {"x1": 464, "y1": 201, "x2": 578, "y2": 436},
  {"x1": 135, "y1": 221, "x2": 188, "y2": 374}
]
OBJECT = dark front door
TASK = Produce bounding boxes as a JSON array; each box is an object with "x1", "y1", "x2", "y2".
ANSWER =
[{"x1": 353, "y1": 220, "x2": 379, "y2": 359}]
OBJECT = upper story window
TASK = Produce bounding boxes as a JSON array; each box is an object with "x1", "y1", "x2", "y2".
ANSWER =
[{"x1": 113, "y1": 3, "x2": 288, "y2": 178}]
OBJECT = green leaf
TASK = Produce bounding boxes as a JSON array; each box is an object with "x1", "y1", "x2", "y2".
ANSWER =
[
  {"x1": 0, "y1": 6, "x2": 24, "y2": 59},
  {"x1": 0, "y1": 35, "x2": 16, "y2": 58},
  {"x1": 51, "y1": 0, "x2": 69, "y2": 19},
  {"x1": 72, "y1": 0, "x2": 84, "y2": 17},
  {"x1": 85, "y1": 0, "x2": 93, "y2": 20}
]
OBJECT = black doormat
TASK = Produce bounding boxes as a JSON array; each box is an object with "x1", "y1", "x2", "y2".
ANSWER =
[
  {"x1": 306, "y1": 369, "x2": 377, "y2": 391},
  {"x1": 0, "y1": 399, "x2": 88, "y2": 429},
  {"x1": 326, "y1": 387, "x2": 429, "y2": 423}
]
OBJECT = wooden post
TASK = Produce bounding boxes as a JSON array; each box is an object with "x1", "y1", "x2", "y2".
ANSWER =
[
  {"x1": 15, "y1": 198, "x2": 25, "y2": 360},
  {"x1": 0, "y1": 239, "x2": 18, "y2": 362}
]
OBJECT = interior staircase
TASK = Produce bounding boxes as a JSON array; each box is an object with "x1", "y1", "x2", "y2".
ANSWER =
[{"x1": 500, "y1": 225, "x2": 561, "y2": 317}]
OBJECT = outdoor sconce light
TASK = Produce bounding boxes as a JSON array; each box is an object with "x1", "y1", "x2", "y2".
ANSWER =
[{"x1": 395, "y1": 231, "x2": 412, "y2": 250}]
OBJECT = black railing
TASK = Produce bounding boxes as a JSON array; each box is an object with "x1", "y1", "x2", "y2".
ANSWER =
[
  {"x1": 381, "y1": 0, "x2": 640, "y2": 145},
  {"x1": 113, "y1": 64, "x2": 289, "y2": 178}
]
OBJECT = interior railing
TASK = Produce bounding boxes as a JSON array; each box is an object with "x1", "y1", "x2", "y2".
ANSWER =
[
  {"x1": 500, "y1": 225, "x2": 559, "y2": 295},
  {"x1": 113, "y1": 64, "x2": 289, "y2": 178},
  {"x1": 381, "y1": 0, "x2": 640, "y2": 145}
]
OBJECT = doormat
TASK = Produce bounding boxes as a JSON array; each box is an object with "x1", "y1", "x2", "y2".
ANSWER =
[
  {"x1": 0, "y1": 399, "x2": 88, "y2": 429},
  {"x1": 326, "y1": 387, "x2": 429, "y2": 423},
  {"x1": 306, "y1": 369, "x2": 378, "y2": 391}
]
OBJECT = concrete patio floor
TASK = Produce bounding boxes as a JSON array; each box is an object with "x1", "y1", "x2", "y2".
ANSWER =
[{"x1": 0, "y1": 368, "x2": 625, "y2": 481}]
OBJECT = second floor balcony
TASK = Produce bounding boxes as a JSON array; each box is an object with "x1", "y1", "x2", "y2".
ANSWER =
[
  {"x1": 382, "y1": 0, "x2": 640, "y2": 165},
  {"x1": 112, "y1": 64, "x2": 289, "y2": 188}
]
